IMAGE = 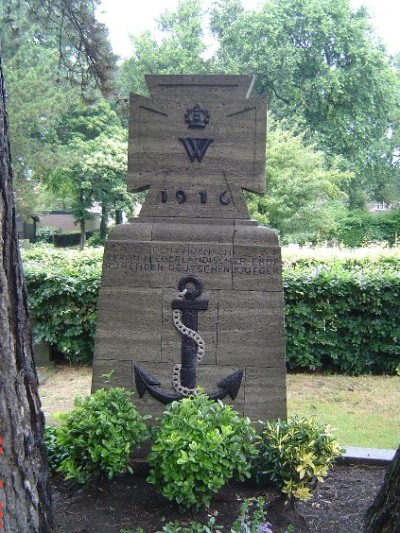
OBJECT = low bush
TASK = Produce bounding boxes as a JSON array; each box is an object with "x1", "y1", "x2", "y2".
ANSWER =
[
  {"x1": 147, "y1": 392, "x2": 259, "y2": 509},
  {"x1": 46, "y1": 387, "x2": 149, "y2": 484},
  {"x1": 253, "y1": 416, "x2": 342, "y2": 501},
  {"x1": 53, "y1": 230, "x2": 95, "y2": 247},
  {"x1": 44, "y1": 425, "x2": 69, "y2": 472},
  {"x1": 35, "y1": 226, "x2": 61, "y2": 244}
]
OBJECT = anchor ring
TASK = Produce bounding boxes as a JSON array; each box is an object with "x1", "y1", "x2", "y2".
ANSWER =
[{"x1": 178, "y1": 274, "x2": 203, "y2": 300}]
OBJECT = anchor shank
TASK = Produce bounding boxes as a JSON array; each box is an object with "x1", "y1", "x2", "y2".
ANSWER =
[{"x1": 172, "y1": 298, "x2": 208, "y2": 390}]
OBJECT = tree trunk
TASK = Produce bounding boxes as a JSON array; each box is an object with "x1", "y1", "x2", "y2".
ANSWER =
[
  {"x1": 100, "y1": 204, "x2": 108, "y2": 239},
  {"x1": 364, "y1": 446, "x2": 400, "y2": 532},
  {"x1": 0, "y1": 52, "x2": 53, "y2": 532},
  {"x1": 80, "y1": 219, "x2": 86, "y2": 249},
  {"x1": 115, "y1": 209, "x2": 123, "y2": 225}
]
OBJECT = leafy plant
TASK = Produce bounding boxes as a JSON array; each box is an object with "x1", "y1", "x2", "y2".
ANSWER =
[
  {"x1": 232, "y1": 497, "x2": 273, "y2": 533},
  {"x1": 35, "y1": 226, "x2": 61, "y2": 244},
  {"x1": 44, "y1": 425, "x2": 69, "y2": 472},
  {"x1": 50, "y1": 387, "x2": 149, "y2": 484},
  {"x1": 253, "y1": 416, "x2": 343, "y2": 501},
  {"x1": 147, "y1": 392, "x2": 259, "y2": 509}
]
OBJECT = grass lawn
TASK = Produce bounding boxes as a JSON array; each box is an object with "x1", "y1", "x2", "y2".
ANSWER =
[
  {"x1": 287, "y1": 373, "x2": 400, "y2": 449},
  {"x1": 39, "y1": 366, "x2": 400, "y2": 450}
]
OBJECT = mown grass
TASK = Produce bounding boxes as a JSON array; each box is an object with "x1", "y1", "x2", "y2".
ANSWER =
[
  {"x1": 39, "y1": 367, "x2": 400, "y2": 449},
  {"x1": 287, "y1": 373, "x2": 400, "y2": 449}
]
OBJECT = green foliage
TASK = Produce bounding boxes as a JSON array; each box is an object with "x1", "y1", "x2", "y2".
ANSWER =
[
  {"x1": 246, "y1": 114, "x2": 351, "y2": 242},
  {"x1": 1, "y1": 0, "x2": 117, "y2": 219},
  {"x1": 45, "y1": 100, "x2": 132, "y2": 247},
  {"x1": 117, "y1": 0, "x2": 212, "y2": 98},
  {"x1": 254, "y1": 416, "x2": 342, "y2": 501},
  {"x1": 87, "y1": 230, "x2": 107, "y2": 247},
  {"x1": 210, "y1": 0, "x2": 400, "y2": 207},
  {"x1": 23, "y1": 245, "x2": 102, "y2": 363},
  {"x1": 147, "y1": 392, "x2": 259, "y2": 509},
  {"x1": 52, "y1": 231, "x2": 95, "y2": 248},
  {"x1": 283, "y1": 254, "x2": 400, "y2": 374},
  {"x1": 35, "y1": 226, "x2": 61, "y2": 244},
  {"x1": 22, "y1": 245, "x2": 400, "y2": 373},
  {"x1": 336, "y1": 209, "x2": 400, "y2": 248},
  {"x1": 48, "y1": 387, "x2": 149, "y2": 484},
  {"x1": 44, "y1": 425, "x2": 69, "y2": 472}
]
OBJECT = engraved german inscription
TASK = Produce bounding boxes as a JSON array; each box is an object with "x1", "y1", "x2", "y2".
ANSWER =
[{"x1": 104, "y1": 245, "x2": 281, "y2": 277}]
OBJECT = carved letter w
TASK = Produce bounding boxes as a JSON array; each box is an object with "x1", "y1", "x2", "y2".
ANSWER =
[{"x1": 179, "y1": 138, "x2": 214, "y2": 163}]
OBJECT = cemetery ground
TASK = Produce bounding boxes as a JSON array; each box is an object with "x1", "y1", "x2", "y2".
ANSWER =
[{"x1": 39, "y1": 365, "x2": 398, "y2": 532}]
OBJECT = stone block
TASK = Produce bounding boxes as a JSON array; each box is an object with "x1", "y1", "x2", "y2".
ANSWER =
[
  {"x1": 243, "y1": 366, "x2": 287, "y2": 421},
  {"x1": 94, "y1": 288, "x2": 163, "y2": 362},
  {"x1": 91, "y1": 359, "x2": 132, "y2": 392},
  {"x1": 216, "y1": 290, "x2": 285, "y2": 367}
]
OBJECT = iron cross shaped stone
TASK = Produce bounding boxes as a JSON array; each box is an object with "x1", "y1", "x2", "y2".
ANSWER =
[{"x1": 128, "y1": 75, "x2": 267, "y2": 219}]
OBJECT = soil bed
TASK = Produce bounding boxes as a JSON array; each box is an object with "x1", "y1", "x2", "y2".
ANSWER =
[{"x1": 52, "y1": 461, "x2": 386, "y2": 533}]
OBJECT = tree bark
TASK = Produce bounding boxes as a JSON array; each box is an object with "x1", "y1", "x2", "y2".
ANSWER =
[
  {"x1": 364, "y1": 445, "x2": 400, "y2": 532},
  {"x1": 0, "y1": 51, "x2": 53, "y2": 532},
  {"x1": 80, "y1": 219, "x2": 86, "y2": 249},
  {"x1": 115, "y1": 209, "x2": 123, "y2": 225},
  {"x1": 100, "y1": 204, "x2": 108, "y2": 239}
]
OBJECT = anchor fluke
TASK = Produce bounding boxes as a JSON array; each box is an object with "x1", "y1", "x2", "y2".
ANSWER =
[
  {"x1": 134, "y1": 364, "x2": 183, "y2": 404},
  {"x1": 208, "y1": 369, "x2": 244, "y2": 400}
]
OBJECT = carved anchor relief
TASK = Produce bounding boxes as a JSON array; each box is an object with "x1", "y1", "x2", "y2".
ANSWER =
[{"x1": 134, "y1": 275, "x2": 243, "y2": 404}]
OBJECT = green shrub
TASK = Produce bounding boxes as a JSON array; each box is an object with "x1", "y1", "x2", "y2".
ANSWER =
[
  {"x1": 284, "y1": 260, "x2": 400, "y2": 374},
  {"x1": 147, "y1": 392, "x2": 259, "y2": 509},
  {"x1": 336, "y1": 209, "x2": 400, "y2": 247},
  {"x1": 44, "y1": 425, "x2": 69, "y2": 472},
  {"x1": 35, "y1": 226, "x2": 61, "y2": 244},
  {"x1": 253, "y1": 416, "x2": 342, "y2": 501},
  {"x1": 23, "y1": 245, "x2": 102, "y2": 363},
  {"x1": 50, "y1": 387, "x2": 149, "y2": 484},
  {"x1": 87, "y1": 230, "x2": 107, "y2": 247},
  {"x1": 53, "y1": 230, "x2": 95, "y2": 247}
]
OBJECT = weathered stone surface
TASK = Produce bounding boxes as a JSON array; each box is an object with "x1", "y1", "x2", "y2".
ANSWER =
[
  {"x1": 91, "y1": 359, "x2": 132, "y2": 391},
  {"x1": 95, "y1": 288, "x2": 163, "y2": 362},
  {"x1": 128, "y1": 75, "x2": 267, "y2": 220},
  {"x1": 92, "y1": 75, "x2": 287, "y2": 426}
]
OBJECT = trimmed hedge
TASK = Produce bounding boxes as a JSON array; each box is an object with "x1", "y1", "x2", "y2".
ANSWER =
[
  {"x1": 284, "y1": 264, "x2": 400, "y2": 374},
  {"x1": 336, "y1": 209, "x2": 400, "y2": 248},
  {"x1": 23, "y1": 246, "x2": 103, "y2": 363},
  {"x1": 22, "y1": 245, "x2": 400, "y2": 373},
  {"x1": 53, "y1": 231, "x2": 95, "y2": 247}
]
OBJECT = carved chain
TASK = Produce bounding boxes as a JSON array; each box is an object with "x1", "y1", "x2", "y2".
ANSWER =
[{"x1": 172, "y1": 289, "x2": 205, "y2": 396}]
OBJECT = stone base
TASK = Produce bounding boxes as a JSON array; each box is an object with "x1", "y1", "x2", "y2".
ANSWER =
[{"x1": 92, "y1": 218, "x2": 287, "y2": 422}]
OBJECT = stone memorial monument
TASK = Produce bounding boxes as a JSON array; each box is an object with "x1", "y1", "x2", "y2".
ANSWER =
[{"x1": 92, "y1": 74, "x2": 287, "y2": 421}]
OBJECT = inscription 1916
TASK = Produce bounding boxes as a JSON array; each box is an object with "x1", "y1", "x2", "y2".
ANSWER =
[{"x1": 160, "y1": 189, "x2": 231, "y2": 205}]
